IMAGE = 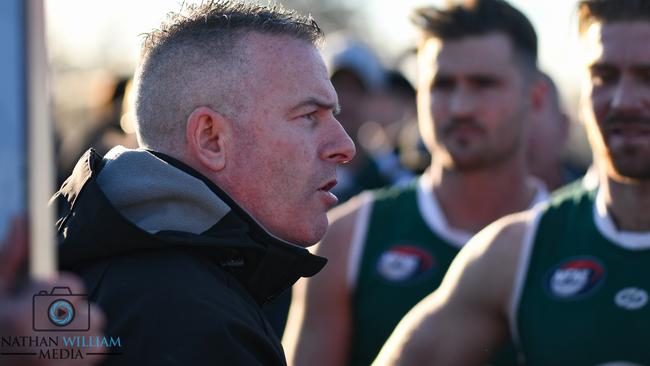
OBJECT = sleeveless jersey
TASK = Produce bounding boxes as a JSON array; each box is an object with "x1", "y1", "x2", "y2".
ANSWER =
[
  {"x1": 514, "y1": 188, "x2": 650, "y2": 365},
  {"x1": 348, "y1": 181, "x2": 463, "y2": 366},
  {"x1": 348, "y1": 176, "x2": 546, "y2": 366}
]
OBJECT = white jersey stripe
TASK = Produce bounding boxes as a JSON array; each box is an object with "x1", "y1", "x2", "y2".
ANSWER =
[
  {"x1": 594, "y1": 188, "x2": 650, "y2": 250},
  {"x1": 347, "y1": 192, "x2": 375, "y2": 291}
]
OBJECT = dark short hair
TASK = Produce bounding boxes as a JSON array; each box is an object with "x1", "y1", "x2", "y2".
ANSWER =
[
  {"x1": 412, "y1": 0, "x2": 538, "y2": 70},
  {"x1": 578, "y1": 0, "x2": 650, "y2": 34}
]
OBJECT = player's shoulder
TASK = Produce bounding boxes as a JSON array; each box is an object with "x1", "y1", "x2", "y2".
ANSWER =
[
  {"x1": 322, "y1": 181, "x2": 416, "y2": 242},
  {"x1": 313, "y1": 191, "x2": 374, "y2": 259},
  {"x1": 447, "y1": 208, "x2": 544, "y2": 306},
  {"x1": 456, "y1": 208, "x2": 542, "y2": 282},
  {"x1": 550, "y1": 181, "x2": 597, "y2": 208},
  {"x1": 327, "y1": 191, "x2": 374, "y2": 230},
  {"x1": 317, "y1": 181, "x2": 418, "y2": 258},
  {"x1": 470, "y1": 209, "x2": 538, "y2": 254},
  {"x1": 370, "y1": 179, "x2": 418, "y2": 203}
]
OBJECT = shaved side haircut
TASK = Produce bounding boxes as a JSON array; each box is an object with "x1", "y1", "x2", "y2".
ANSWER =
[{"x1": 133, "y1": 0, "x2": 323, "y2": 153}]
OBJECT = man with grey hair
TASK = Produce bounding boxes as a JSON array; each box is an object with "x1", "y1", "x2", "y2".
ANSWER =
[{"x1": 52, "y1": 1, "x2": 355, "y2": 365}]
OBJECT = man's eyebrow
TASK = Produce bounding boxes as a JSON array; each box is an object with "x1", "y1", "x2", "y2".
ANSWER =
[
  {"x1": 589, "y1": 62, "x2": 616, "y2": 71},
  {"x1": 632, "y1": 64, "x2": 650, "y2": 73},
  {"x1": 589, "y1": 63, "x2": 650, "y2": 74},
  {"x1": 467, "y1": 74, "x2": 501, "y2": 82},
  {"x1": 291, "y1": 97, "x2": 340, "y2": 115}
]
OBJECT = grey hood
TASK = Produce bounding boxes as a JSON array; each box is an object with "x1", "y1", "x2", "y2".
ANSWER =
[{"x1": 54, "y1": 147, "x2": 327, "y2": 304}]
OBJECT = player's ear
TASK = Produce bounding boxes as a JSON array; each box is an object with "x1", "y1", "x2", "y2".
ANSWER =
[
  {"x1": 530, "y1": 75, "x2": 549, "y2": 113},
  {"x1": 185, "y1": 106, "x2": 231, "y2": 172}
]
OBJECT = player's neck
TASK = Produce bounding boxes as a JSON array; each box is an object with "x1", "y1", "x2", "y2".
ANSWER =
[
  {"x1": 429, "y1": 158, "x2": 539, "y2": 234},
  {"x1": 602, "y1": 175, "x2": 650, "y2": 232},
  {"x1": 531, "y1": 163, "x2": 566, "y2": 192}
]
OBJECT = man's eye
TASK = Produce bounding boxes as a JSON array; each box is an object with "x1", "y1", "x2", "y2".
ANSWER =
[
  {"x1": 638, "y1": 70, "x2": 650, "y2": 86},
  {"x1": 591, "y1": 74, "x2": 607, "y2": 86},
  {"x1": 303, "y1": 112, "x2": 318, "y2": 122},
  {"x1": 591, "y1": 69, "x2": 618, "y2": 86},
  {"x1": 432, "y1": 78, "x2": 454, "y2": 90},
  {"x1": 471, "y1": 77, "x2": 498, "y2": 89}
]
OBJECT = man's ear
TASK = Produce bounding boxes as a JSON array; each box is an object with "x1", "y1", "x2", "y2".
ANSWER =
[
  {"x1": 185, "y1": 106, "x2": 230, "y2": 172},
  {"x1": 530, "y1": 77, "x2": 549, "y2": 113}
]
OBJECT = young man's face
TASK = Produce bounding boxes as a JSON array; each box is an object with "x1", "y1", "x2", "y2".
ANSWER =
[
  {"x1": 417, "y1": 32, "x2": 531, "y2": 171},
  {"x1": 582, "y1": 21, "x2": 650, "y2": 181},
  {"x1": 221, "y1": 33, "x2": 355, "y2": 247}
]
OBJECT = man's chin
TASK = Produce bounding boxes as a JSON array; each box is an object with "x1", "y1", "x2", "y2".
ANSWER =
[
  {"x1": 293, "y1": 236, "x2": 322, "y2": 248},
  {"x1": 445, "y1": 154, "x2": 489, "y2": 172},
  {"x1": 281, "y1": 223, "x2": 327, "y2": 248},
  {"x1": 306, "y1": 225, "x2": 328, "y2": 248},
  {"x1": 610, "y1": 165, "x2": 650, "y2": 182},
  {"x1": 607, "y1": 151, "x2": 650, "y2": 182}
]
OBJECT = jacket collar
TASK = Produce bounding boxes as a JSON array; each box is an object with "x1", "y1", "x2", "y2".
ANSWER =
[{"x1": 55, "y1": 148, "x2": 326, "y2": 304}]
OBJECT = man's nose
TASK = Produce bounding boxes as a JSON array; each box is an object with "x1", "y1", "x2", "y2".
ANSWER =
[
  {"x1": 449, "y1": 86, "x2": 478, "y2": 118},
  {"x1": 321, "y1": 119, "x2": 356, "y2": 164},
  {"x1": 610, "y1": 74, "x2": 645, "y2": 115}
]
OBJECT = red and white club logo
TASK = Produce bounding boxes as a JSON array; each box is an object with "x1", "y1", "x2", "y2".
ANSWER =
[
  {"x1": 376, "y1": 245, "x2": 434, "y2": 282},
  {"x1": 547, "y1": 257, "x2": 606, "y2": 299}
]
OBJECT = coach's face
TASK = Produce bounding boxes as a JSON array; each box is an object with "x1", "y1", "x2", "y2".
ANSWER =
[
  {"x1": 582, "y1": 21, "x2": 650, "y2": 181},
  {"x1": 222, "y1": 33, "x2": 355, "y2": 246},
  {"x1": 417, "y1": 32, "x2": 531, "y2": 171}
]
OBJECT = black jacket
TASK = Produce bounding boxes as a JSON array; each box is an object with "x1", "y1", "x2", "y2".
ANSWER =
[{"x1": 54, "y1": 148, "x2": 326, "y2": 365}]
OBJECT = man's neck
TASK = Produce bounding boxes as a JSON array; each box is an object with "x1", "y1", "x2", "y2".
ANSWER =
[
  {"x1": 532, "y1": 163, "x2": 566, "y2": 192},
  {"x1": 429, "y1": 157, "x2": 539, "y2": 234},
  {"x1": 602, "y1": 175, "x2": 650, "y2": 232}
]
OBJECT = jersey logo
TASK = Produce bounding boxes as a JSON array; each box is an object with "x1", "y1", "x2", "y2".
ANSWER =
[
  {"x1": 376, "y1": 245, "x2": 434, "y2": 283},
  {"x1": 546, "y1": 257, "x2": 605, "y2": 300},
  {"x1": 615, "y1": 287, "x2": 648, "y2": 311}
]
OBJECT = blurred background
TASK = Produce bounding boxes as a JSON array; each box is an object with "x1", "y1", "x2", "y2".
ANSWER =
[{"x1": 46, "y1": 0, "x2": 590, "y2": 187}]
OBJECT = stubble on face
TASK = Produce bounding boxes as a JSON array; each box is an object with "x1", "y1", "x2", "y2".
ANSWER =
[
  {"x1": 582, "y1": 22, "x2": 650, "y2": 182},
  {"x1": 417, "y1": 34, "x2": 530, "y2": 172},
  {"x1": 219, "y1": 33, "x2": 340, "y2": 246}
]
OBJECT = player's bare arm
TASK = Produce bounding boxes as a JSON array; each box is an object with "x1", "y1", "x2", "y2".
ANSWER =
[{"x1": 373, "y1": 209, "x2": 539, "y2": 366}]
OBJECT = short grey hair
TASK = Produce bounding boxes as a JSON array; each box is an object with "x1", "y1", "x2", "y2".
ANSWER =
[{"x1": 133, "y1": 0, "x2": 324, "y2": 153}]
